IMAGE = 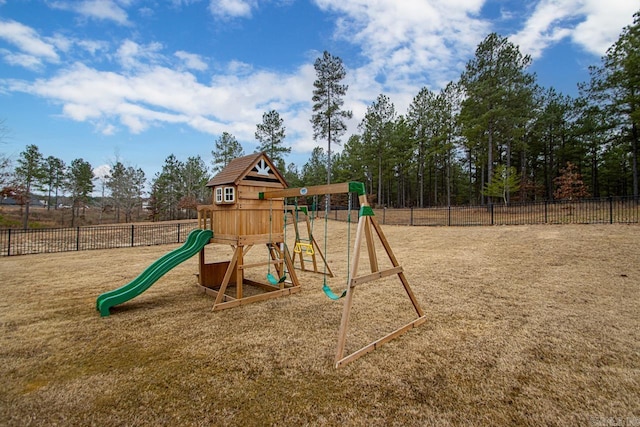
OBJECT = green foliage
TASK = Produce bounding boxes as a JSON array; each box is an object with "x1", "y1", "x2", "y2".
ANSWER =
[
  {"x1": 582, "y1": 10, "x2": 640, "y2": 198},
  {"x1": 150, "y1": 154, "x2": 209, "y2": 221},
  {"x1": 311, "y1": 51, "x2": 352, "y2": 185},
  {"x1": 283, "y1": 162, "x2": 302, "y2": 188},
  {"x1": 212, "y1": 132, "x2": 244, "y2": 173},
  {"x1": 182, "y1": 155, "x2": 209, "y2": 203},
  {"x1": 301, "y1": 146, "x2": 328, "y2": 187},
  {"x1": 359, "y1": 94, "x2": 396, "y2": 206},
  {"x1": 460, "y1": 33, "x2": 535, "y2": 203},
  {"x1": 107, "y1": 161, "x2": 146, "y2": 222},
  {"x1": 66, "y1": 158, "x2": 94, "y2": 226},
  {"x1": 255, "y1": 110, "x2": 290, "y2": 166},
  {"x1": 43, "y1": 156, "x2": 66, "y2": 210},
  {"x1": 15, "y1": 144, "x2": 46, "y2": 228},
  {"x1": 0, "y1": 154, "x2": 11, "y2": 189},
  {"x1": 483, "y1": 165, "x2": 521, "y2": 205}
]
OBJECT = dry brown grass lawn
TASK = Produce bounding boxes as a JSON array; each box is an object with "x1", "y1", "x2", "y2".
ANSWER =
[{"x1": 1, "y1": 223, "x2": 639, "y2": 426}]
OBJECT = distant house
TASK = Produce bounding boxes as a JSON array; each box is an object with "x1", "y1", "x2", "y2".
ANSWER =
[
  {"x1": 1, "y1": 197, "x2": 17, "y2": 205},
  {"x1": 0, "y1": 195, "x2": 46, "y2": 207}
]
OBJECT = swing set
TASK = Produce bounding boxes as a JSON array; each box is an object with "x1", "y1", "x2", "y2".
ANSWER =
[
  {"x1": 260, "y1": 182, "x2": 427, "y2": 368},
  {"x1": 196, "y1": 152, "x2": 425, "y2": 367}
]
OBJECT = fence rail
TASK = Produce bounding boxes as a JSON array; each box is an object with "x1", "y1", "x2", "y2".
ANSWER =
[
  {"x1": 0, "y1": 222, "x2": 199, "y2": 256},
  {"x1": 329, "y1": 196, "x2": 640, "y2": 226},
  {"x1": 2, "y1": 197, "x2": 638, "y2": 256}
]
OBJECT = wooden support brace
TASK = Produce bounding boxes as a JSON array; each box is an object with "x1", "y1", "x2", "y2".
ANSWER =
[
  {"x1": 212, "y1": 286, "x2": 302, "y2": 311},
  {"x1": 239, "y1": 259, "x2": 283, "y2": 270},
  {"x1": 350, "y1": 266, "x2": 403, "y2": 287},
  {"x1": 335, "y1": 316, "x2": 427, "y2": 368}
]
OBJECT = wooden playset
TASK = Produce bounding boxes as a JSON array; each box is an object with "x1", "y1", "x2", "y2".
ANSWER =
[
  {"x1": 197, "y1": 152, "x2": 427, "y2": 367},
  {"x1": 196, "y1": 152, "x2": 301, "y2": 310}
]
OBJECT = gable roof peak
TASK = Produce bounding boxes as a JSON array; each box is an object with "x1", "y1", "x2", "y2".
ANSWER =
[{"x1": 206, "y1": 152, "x2": 287, "y2": 188}]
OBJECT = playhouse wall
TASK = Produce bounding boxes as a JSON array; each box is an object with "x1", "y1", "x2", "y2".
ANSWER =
[{"x1": 208, "y1": 183, "x2": 285, "y2": 238}]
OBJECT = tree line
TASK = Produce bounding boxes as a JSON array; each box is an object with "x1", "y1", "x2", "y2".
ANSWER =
[
  {"x1": 302, "y1": 12, "x2": 639, "y2": 208},
  {"x1": 2, "y1": 10, "x2": 638, "y2": 227}
]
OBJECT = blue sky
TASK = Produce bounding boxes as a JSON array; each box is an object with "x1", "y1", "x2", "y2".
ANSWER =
[{"x1": 0, "y1": 0, "x2": 638, "y2": 187}]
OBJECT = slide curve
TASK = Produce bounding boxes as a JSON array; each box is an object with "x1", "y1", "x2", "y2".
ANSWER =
[{"x1": 96, "y1": 228, "x2": 213, "y2": 317}]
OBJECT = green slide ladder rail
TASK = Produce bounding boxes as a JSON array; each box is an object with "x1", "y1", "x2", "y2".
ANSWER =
[{"x1": 96, "y1": 229, "x2": 213, "y2": 317}]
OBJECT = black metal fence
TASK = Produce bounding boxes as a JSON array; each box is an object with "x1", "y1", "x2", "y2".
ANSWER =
[
  {"x1": 330, "y1": 196, "x2": 640, "y2": 226},
  {"x1": 0, "y1": 222, "x2": 199, "y2": 256},
  {"x1": 2, "y1": 197, "x2": 638, "y2": 256}
]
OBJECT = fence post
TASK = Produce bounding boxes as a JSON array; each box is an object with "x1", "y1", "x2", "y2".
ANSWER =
[
  {"x1": 7, "y1": 229, "x2": 11, "y2": 256},
  {"x1": 609, "y1": 197, "x2": 613, "y2": 224},
  {"x1": 490, "y1": 203, "x2": 494, "y2": 225},
  {"x1": 76, "y1": 227, "x2": 80, "y2": 251},
  {"x1": 410, "y1": 207, "x2": 414, "y2": 226},
  {"x1": 544, "y1": 200, "x2": 548, "y2": 224},
  {"x1": 448, "y1": 205, "x2": 451, "y2": 227},
  {"x1": 177, "y1": 223, "x2": 181, "y2": 242},
  {"x1": 131, "y1": 224, "x2": 135, "y2": 247},
  {"x1": 383, "y1": 207, "x2": 386, "y2": 225}
]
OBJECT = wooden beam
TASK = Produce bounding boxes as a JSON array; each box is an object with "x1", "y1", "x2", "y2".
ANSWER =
[
  {"x1": 261, "y1": 182, "x2": 352, "y2": 199},
  {"x1": 350, "y1": 266, "x2": 403, "y2": 287},
  {"x1": 212, "y1": 286, "x2": 302, "y2": 311},
  {"x1": 335, "y1": 316, "x2": 427, "y2": 368},
  {"x1": 214, "y1": 246, "x2": 240, "y2": 307},
  {"x1": 238, "y1": 259, "x2": 283, "y2": 270},
  {"x1": 197, "y1": 285, "x2": 236, "y2": 302},
  {"x1": 334, "y1": 214, "x2": 367, "y2": 362},
  {"x1": 369, "y1": 216, "x2": 425, "y2": 317}
]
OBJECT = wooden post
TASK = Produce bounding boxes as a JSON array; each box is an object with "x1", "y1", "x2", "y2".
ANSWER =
[{"x1": 334, "y1": 213, "x2": 367, "y2": 364}]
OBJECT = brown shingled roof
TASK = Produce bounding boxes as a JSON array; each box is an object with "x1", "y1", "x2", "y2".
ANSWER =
[{"x1": 206, "y1": 152, "x2": 287, "y2": 187}]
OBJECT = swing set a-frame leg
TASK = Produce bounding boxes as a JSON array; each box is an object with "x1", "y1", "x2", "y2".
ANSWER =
[{"x1": 334, "y1": 215, "x2": 427, "y2": 368}]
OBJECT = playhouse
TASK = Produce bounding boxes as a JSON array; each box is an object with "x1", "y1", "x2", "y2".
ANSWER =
[{"x1": 196, "y1": 152, "x2": 301, "y2": 310}]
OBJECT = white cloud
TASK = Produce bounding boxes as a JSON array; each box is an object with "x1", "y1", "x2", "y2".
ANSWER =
[
  {"x1": 93, "y1": 164, "x2": 111, "y2": 179},
  {"x1": 0, "y1": 20, "x2": 59, "y2": 62},
  {"x1": 50, "y1": 0, "x2": 130, "y2": 25},
  {"x1": 571, "y1": 0, "x2": 638, "y2": 55},
  {"x1": 1, "y1": 50, "x2": 45, "y2": 70},
  {"x1": 175, "y1": 51, "x2": 208, "y2": 71},
  {"x1": 5, "y1": 54, "x2": 315, "y2": 143},
  {"x1": 510, "y1": 0, "x2": 638, "y2": 59},
  {"x1": 313, "y1": 0, "x2": 489, "y2": 95},
  {"x1": 209, "y1": 0, "x2": 256, "y2": 18},
  {"x1": 115, "y1": 40, "x2": 164, "y2": 69}
]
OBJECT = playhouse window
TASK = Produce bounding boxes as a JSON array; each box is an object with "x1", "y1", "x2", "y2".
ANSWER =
[
  {"x1": 224, "y1": 187, "x2": 235, "y2": 202},
  {"x1": 215, "y1": 186, "x2": 235, "y2": 204}
]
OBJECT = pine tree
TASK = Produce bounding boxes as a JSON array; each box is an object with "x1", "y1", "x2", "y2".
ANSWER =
[
  {"x1": 43, "y1": 156, "x2": 66, "y2": 211},
  {"x1": 360, "y1": 94, "x2": 396, "y2": 206},
  {"x1": 585, "y1": 11, "x2": 640, "y2": 198},
  {"x1": 66, "y1": 158, "x2": 94, "y2": 226},
  {"x1": 14, "y1": 144, "x2": 45, "y2": 228},
  {"x1": 212, "y1": 132, "x2": 244, "y2": 172},
  {"x1": 255, "y1": 110, "x2": 290, "y2": 168},
  {"x1": 460, "y1": 33, "x2": 535, "y2": 204},
  {"x1": 311, "y1": 51, "x2": 352, "y2": 187},
  {"x1": 107, "y1": 162, "x2": 146, "y2": 222}
]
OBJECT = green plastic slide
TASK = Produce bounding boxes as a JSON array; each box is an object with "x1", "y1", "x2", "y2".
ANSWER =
[{"x1": 96, "y1": 228, "x2": 213, "y2": 317}]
